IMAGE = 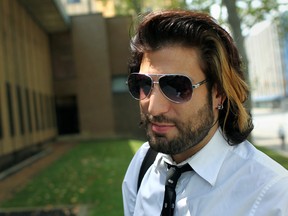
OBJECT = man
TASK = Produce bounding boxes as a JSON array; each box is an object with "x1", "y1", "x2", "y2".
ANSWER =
[{"x1": 122, "y1": 10, "x2": 288, "y2": 216}]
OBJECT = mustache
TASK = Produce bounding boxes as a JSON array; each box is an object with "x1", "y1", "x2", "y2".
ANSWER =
[{"x1": 139, "y1": 114, "x2": 176, "y2": 128}]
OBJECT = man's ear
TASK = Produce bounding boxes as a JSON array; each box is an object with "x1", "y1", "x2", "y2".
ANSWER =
[
  {"x1": 217, "y1": 93, "x2": 227, "y2": 105},
  {"x1": 213, "y1": 85, "x2": 226, "y2": 109}
]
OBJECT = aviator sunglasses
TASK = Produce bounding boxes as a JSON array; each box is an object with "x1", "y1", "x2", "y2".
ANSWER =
[{"x1": 127, "y1": 73, "x2": 208, "y2": 103}]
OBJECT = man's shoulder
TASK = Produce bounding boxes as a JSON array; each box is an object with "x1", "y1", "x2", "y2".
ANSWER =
[
  {"x1": 223, "y1": 141, "x2": 288, "y2": 189},
  {"x1": 250, "y1": 144, "x2": 288, "y2": 177},
  {"x1": 128, "y1": 141, "x2": 151, "y2": 168},
  {"x1": 135, "y1": 142, "x2": 151, "y2": 159},
  {"x1": 233, "y1": 141, "x2": 287, "y2": 174}
]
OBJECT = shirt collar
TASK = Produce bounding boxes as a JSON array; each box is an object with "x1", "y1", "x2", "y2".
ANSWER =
[
  {"x1": 155, "y1": 128, "x2": 232, "y2": 186},
  {"x1": 187, "y1": 128, "x2": 231, "y2": 186}
]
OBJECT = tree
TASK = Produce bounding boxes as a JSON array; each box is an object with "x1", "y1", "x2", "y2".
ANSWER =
[{"x1": 111, "y1": 0, "x2": 188, "y2": 16}]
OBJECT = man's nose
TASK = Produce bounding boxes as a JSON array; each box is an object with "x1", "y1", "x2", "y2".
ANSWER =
[{"x1": 147, "y1": 85, "x2": 170, "y2": 116}]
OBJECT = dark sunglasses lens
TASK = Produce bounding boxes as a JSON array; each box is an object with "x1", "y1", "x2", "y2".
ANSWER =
[
  {"x1": 128, "y1": 74, "x2": 152, "y2": 100},
  {"x1": 159, "y1": 75, "x2": 192, "y2": 103}
]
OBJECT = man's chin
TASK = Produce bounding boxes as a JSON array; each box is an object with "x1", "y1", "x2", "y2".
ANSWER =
[
  {"x1": 147, "y1": 133, "x2": 174, "y2": 151},
  {"x1": 147, "y1": 130, "x2": 170, "y2": 142}
]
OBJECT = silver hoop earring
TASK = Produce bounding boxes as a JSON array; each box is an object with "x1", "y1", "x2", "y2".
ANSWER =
[{"x1": 217, "y1": 104, "x2": 224, "y2": 110}]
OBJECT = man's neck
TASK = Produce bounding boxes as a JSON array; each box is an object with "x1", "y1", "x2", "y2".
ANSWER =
[{"x1": 172, "y1": 125, "x2": 219, "y2": 164}]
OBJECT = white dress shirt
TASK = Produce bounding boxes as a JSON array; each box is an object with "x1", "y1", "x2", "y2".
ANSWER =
[{"x1": 122, "y1": 128, "x2": 288, "y2": 216}]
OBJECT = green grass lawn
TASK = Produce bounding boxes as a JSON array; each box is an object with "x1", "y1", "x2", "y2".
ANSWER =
[
  {"x1": 0, "y1": 139, "x2": 286, "y2": 216},
  {"x1": 0, "y1": 139, "x2": 143, "y2": 216}
]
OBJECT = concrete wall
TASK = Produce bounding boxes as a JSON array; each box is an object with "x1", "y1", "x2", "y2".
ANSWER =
[
  {"x1": 0, "y1": 0, "x2": 57, "y2": 165},
  {"x1": 106, "y1": 16, "x2": 131, "y2": 76},
  {"x1": 51, "y1": 14, "x2": 145, "y2": 139},
  {"x1": 72, "y1": 14, "x2": 115, "y2": 137},
  {"x1": 106, "y1": 16, "x2": 145, "y2": 139}
]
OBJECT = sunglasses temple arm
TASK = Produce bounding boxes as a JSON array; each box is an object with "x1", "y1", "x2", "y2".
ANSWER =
[{"x1": 192, "y1": 80, "x2": 208, "y2": 89}]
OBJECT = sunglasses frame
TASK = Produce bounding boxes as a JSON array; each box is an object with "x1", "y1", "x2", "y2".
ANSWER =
[{"x1": 127, "y1": 73, "x2": 208, "y2": 103}]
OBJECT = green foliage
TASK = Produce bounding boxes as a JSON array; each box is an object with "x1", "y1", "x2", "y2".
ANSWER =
[
  {"x1": 109, "y1": 0, "x2": 283, "y2": 32},
  {"x1": 279, "y1": 11, "x2": 288, "y2": 39},
  {"x1": 237, "y1": 0, "x2": 280, "y2": 29},
  {"x1": 110, "y1": 0, "x2": 189, "y2": 16}
]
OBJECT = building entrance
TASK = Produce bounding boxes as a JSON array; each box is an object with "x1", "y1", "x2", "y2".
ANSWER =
[{"x1": 55, "y1": 96, "x2": 79, "y2": 135}]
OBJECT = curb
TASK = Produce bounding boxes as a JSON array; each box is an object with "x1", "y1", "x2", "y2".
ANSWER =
[{"x1": 0, "y1": 148, "x2": 52, "y2": 181}]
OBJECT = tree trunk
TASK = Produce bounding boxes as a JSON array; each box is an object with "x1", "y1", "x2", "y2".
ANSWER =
[{"x1": 222, "y1": 0, "x2": 252, "y2": 111}]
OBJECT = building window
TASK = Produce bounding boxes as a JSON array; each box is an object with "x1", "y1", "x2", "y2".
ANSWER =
[
  {"x1": 33, "y1": 91, "x2": 39, "y2": 131},
  {"x1": 0, "y1": 92, "x2": 3, "y2": 139},
  {"x1": 17, "y1": 86, "x2": 25, "y2": 135},
  {"x1": 40, "y1": 93, "x2": 46, "y2": 130},
  {"x1": 26, "y1": 89, "x2": 32, "y2": 133},
  {"x1": 6, "y1": 83, "x2": 15, "y2": 137},
  {"x1": 51, "y1": 96, "x2": 57, "y2": 128},
  {"x1": 67, "y1": 0, "x2": 80, "y2": 4},
  {"x1": 46, "y1": 95, "x2": 51, "y2": 128},
  {"x1": 112, "y1": 76, "x2": 128, "y2": 93}
]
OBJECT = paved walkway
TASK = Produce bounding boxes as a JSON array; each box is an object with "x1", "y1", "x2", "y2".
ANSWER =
[
  {"x1": 0, "y1": 141, "x2": 76, "y2": 203},
  {"x1": 252, "y1": 108, "x2": 288, "y2": 157}
]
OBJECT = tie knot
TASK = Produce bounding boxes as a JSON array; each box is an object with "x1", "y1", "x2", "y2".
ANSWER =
[
  {"x1": 167, "y1": 163, "x2": 192, "y2": 172},
  {"x1": 165, "y1": 163, "x2": 192, "y2": 188}
]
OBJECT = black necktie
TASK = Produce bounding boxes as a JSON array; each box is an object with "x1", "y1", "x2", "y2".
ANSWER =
[{"x1": 161, "y1": 163, "x2": 192, "y2": 216}]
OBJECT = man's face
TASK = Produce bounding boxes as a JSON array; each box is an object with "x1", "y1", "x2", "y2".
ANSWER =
[{"x1": 139, "y1": 46, "x2": 220, "y2": 160}]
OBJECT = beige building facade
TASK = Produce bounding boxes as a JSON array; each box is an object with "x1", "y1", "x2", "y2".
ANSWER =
[
  {"x1": 0, "y1": 0, "x2": 143, "y2": 171},
  {"x1": 0, "y1": 0, "x2": 58, "y2": 170}
]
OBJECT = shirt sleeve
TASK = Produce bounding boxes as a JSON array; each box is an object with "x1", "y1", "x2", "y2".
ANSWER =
[
  {"x1": 122, "y1": 142, "x2": 150, "y2": 216},
  {"x1": 250, "y1": 176, "x2": 288, "y2": 216}
]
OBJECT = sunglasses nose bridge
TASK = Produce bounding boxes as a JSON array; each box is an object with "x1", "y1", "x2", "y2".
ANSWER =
[
  {"x1": 148, "y1": 80, "x2": 161, "y2": 97},
  {"x1": 153, "y1": 80, "x2": 159, "y2": 85},
  {"x1": 152, "y1": 80, "x2": 168, "y2": 99},
  {"x1": 149, "y1": 75, "x2": 181, "y2": 103},
  {"x1": 144, "y1": 76, "x2": 155, "y2": 96}
]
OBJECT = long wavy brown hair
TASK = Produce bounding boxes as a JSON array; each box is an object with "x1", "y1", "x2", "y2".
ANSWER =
[{"x1": 128, "y1": 10, "x2": 254, "y2": 145}]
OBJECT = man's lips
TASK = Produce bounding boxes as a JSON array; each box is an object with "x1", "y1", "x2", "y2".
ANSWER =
[{"x1": 151, "y1": 122, "x2": 175, "y2": 134}]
